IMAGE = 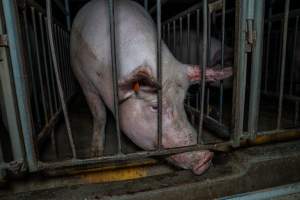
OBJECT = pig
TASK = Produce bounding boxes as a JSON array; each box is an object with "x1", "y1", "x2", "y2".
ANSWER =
[
  {"x1": 169, "y1": 30, "x2": 233, "y2": 88},
  {"x1": 70, "y1": 0, "x2": 232, "y2": 175}
]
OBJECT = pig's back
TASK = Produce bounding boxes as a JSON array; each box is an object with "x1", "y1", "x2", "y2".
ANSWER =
[{"x1": 71, "y1": 0, "x2": 158, "y2": 78}]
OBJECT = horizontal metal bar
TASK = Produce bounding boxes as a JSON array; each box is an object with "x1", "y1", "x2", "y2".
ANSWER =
[
  {"x1": 256, "y1": 128, "x2": 300, "y2": 136},
  {"x1": 265, "y1": 8, "x2": 300, "y2": 23},
  {"x1": 262, "y1": 91, "x2": 300, "y2": 102},
  {"x1": 37, "y1": 141, "x2": 232, "y2": 171}
]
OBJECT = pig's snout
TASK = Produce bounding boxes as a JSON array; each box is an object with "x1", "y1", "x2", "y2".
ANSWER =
[{"x1": 168, "y1": 150, "x2": 214, "y2": 175}]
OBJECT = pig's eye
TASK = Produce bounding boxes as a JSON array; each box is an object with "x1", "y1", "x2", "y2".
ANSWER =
[{"x1": 150, "y1": 105, "x2": 158, "y2": 112}]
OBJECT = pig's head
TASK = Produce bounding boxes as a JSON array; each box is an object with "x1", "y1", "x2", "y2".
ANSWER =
[{"x1": 118, "y1": 63, "x2": 232, "y2": 175}]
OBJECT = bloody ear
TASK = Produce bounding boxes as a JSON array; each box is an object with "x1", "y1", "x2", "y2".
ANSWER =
[{"x1": 187, "y1": 65, "x2": 233, "y2": 83}]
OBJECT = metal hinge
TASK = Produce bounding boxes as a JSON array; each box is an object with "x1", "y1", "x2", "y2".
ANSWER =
[{"x1": 0, "y1": 34, "x2": 8, "y2": 47}]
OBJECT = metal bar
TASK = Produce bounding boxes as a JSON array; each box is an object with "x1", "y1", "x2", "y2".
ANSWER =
[
  {"x1": 108, "y1": 0, "x2": 122, "y2": 154},
  {"x1": 262, "y1": 91, "x2": 300, "y2": 102},
  {"x1": 198, "y1": 0, "x2": 208, "y2": 144},
  {"x1": 157, "y1": 0, "x2": 162, "y2": 149},
  {"x1": 31, "y1": 7, "x2": 49, "y2": 123},
  {"x1": 44, "y1": 17, "x2": 59, "y2": 112},
  {"x1": 179, "y1": 17, "x2": 183, "y2": 60},
  {"x1": 144, "y1": 0, "x2": 148, "y2": 11},
  {"x1": 2, "y1": 0, "x2": 38, "y2": 171},
  {"x1": 173, "y1": 20, "x2": 176, "y2": 55},
  {"x1": 149, "y1": 0, "x2": 168, "y2": 14},
  {"x1": 266, "y1": 8, "x2": 300, "y2": 23},
  {"x1": 58, "y1": 27, "x2": 68, "y2": 97},
  {"x1": 232, "y1": 0, "x2": 248, "y2": 147},
  {"x1": 218, "y1": 182, "x2": 300, "y2": 200},
  {"x1": 53, "y1": 24, "x2": 65, "y2": 95},
  {"x1": 289, "y1": 16, "x2": 299, "y2": 95},
  {"x1": 196, "y1": 9, "x2": 200, "y2": 64},
  {"x1": 37, "y1": 141, "x2": 231, "y2": 170},
  {"x1": 247, "y1": 0, "x2": 265, "y2": 140},
  {"x1": 277, "y1": 0, "x2": 290, "y2": 130},
  {"x1": 22, "y1": 9, "x2": 42, "y2": 129},
  {"x1": 219, "y1": 0, "x2": 225, "y2": 123},
  {"x1": 276, "y1": 19, "x2": 284, "y2": 92},
  {"x1": 64, "y1": 0, "x2": 71, "y2": 30},
  {"x1": 163, "y1": 2, "x2": 202, "y2": 25},
  {"x1": 167, "y1": 23, "x2": 170, "y2": 48},
  {"x1": 295, "y1": 102, "x2": 299, "y2": 125},
  {"x1": 38, "y1": 12, "x2": 54, "y2": 117},
  {"x1": 46, "y1": 0, "x2": 77, "y2": 158},
  {"x1": 264, "y1": 4, "x2": 272, "y2": 93},
  {"x1": 187, "y1": 13, "x2": 190, "y2": 63},
  {"x1": 62, "y1": 29, "x2": 71, "y2": 98},
  {"x1": 0, "y1": 8, "x2": 25, "y2": 167}
]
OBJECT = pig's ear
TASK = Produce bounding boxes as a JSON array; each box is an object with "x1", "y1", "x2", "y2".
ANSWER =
[
  {"x1": 187, "y1": 65, "x2": 233, "y2": 83},
  {"x1": 119, "y1": 66, "x2": 161, "y2": 93}
]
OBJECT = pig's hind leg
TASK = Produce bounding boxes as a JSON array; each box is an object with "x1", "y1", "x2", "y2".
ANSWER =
[
  {"x1": 75, "y1": 70, "x2": 107, "y2": 157},
  {"x1": 84, "y1": 90, "x2": 107, "y2": 157}
]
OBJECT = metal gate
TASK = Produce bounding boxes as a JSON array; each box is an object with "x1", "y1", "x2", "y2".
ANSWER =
[{"x1": 0, "y1": 0, "x2": 298, "y2": 181}]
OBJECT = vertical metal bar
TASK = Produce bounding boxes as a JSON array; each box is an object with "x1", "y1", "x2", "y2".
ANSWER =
[
  {"x1": 264, "y1": 4, "x2": 273, "y2": 93},
  {"x1": 38, "y1": 13, "x2": 54, "y2": 117},
  {"x1": 219, "y1": 0, "x2": 226, "y2": 123},
  {"x1": 64, "y1": 0, "x2": 71, "y2": 31},
  {"x1": 108, "y1": 0, "x2": 122, "y2": 154},
  {"x1": 173, "y1": 20, "x2": 176, "y2": 55},
  {"x1": 58, "y1": 27, "x2": 68, "y2": 97},
  {"x1": 65, "y1": 32, "x2": 74, "y2": 96},
  {"x1": 167, "y1": 23, "x2": 170, "y2": 48},
  {"x1": 187, "y1": 13, "x2": 190, "y2": 63},
  {"x1": 295, "y1": 102, "x2": 299, "y2": 126},
  {"x1": 44, "y1": 17, "x2": 59, "y2": 112},
  {"x1": 277, "y1": 19, "x2": 284, "y2": 92},
  {"x1": 62, "y1": 30, "x2": 71, "y2": 98},
  {"x1": 206, "y1": 6, "x2": 211, "y2": 116},
  {"x1": 248, "y1": 0, "x2": 265, "y2": 140},
  {"x1": 2, "y1": 0, "x2": 38, "y2": 171},
  {"x1": 144, "y1": 0, "x2": 148, "y2": 11},
  {"x1": 232, "y1": 0, "x2": 248, "y2": 147},
  {"x1": 0, "y1": 8, "x2": 25, "y2": 167},
  {"x1": 162, "y1": 25, "x2": 165, "y2": 41},
  {"x1": 156, "y1": 0, "x2": 162, "y2": 149},
  {"x1": 277, "y1": 0, "x2": 290, "y2": 130},
  {"x1": 46, "y1": 0, "x2": 77, "y2": 158},
  {"x1": 180, "y1": 17, "x2": 183, "y2": 60},
  {"x1": 198, "y1": 0, "x2": 208, "y2": 144},
  {"x1": 289, "y1": 17, "x2": 299, "y2": 95},
  {"x1": 22, "y1": 9, "x2": 42, "y2": 128},
  {"x1": 196, "y1": 9, "x2": 200, "y2": 64},
  {"x1": 31, "y1": 7, "x2": 49, "y2": 123}
]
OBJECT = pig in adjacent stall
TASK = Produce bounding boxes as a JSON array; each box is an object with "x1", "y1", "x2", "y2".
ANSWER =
[
  {"x1": 70, "y1": 0, "x2": 232, "y2": 175},
  {"x1": 169, "y1": 30, "x2": 233, "y2": 88}
]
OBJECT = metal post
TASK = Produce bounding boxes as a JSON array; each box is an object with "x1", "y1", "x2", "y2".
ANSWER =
[
  {"x1": 144, "y1": 0, "x2": 148, "y2": 11},
  {"x1": 289, "y1": 17, "x2": 299, "y2": 95},
  {"x1": 173, "y1": 20, "x2": 176, "y2": 55},
  {"x1": 264, "y1": 2, "x2": 273, "y2": 93},
  {"x1": 219, "y1": 0, "x2": 226, "y2": 123},
  {"x1": 187, "y1": 13, "x2": 190, "y2": 63},
  {"x1": 64, "y1": 0, "x2": 71, "y2": 31},
  {"x1": 2, "y1": 0, "x2": 38, "y2": 171},
  {"x1": 108, "y1": 0, "x2": 122, "y2": 154},
  {"x1": 198, "y1": 0, "x2": 208, "y2": 144},
  {"x1": 277, "y1": 0, "x2": 290, "y2": 129},
  {"x1": 157, "y1": 0, "x2": 162, "y2": 149},
  {"x1": 0, "y1": 5, "x2": 25, "y2": 169},
  {"x1": 232, "y1": 0, "x2": 248, "y2": 147},
  {"x1": 248, "y1": 0, "x2": 265, "y2": 140},
  {"x1": 46, "y1": 0, "x2": 77, "y2": 158}
]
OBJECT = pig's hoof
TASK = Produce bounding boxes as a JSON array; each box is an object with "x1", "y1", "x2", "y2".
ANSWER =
[{"x1": 90, "y1": 147, "x2": 104, "y2": 157}]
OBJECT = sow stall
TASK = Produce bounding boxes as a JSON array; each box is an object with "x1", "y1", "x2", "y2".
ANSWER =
[{"x1": 0, "y1": 0, "x2": 300, "y2": 199}]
